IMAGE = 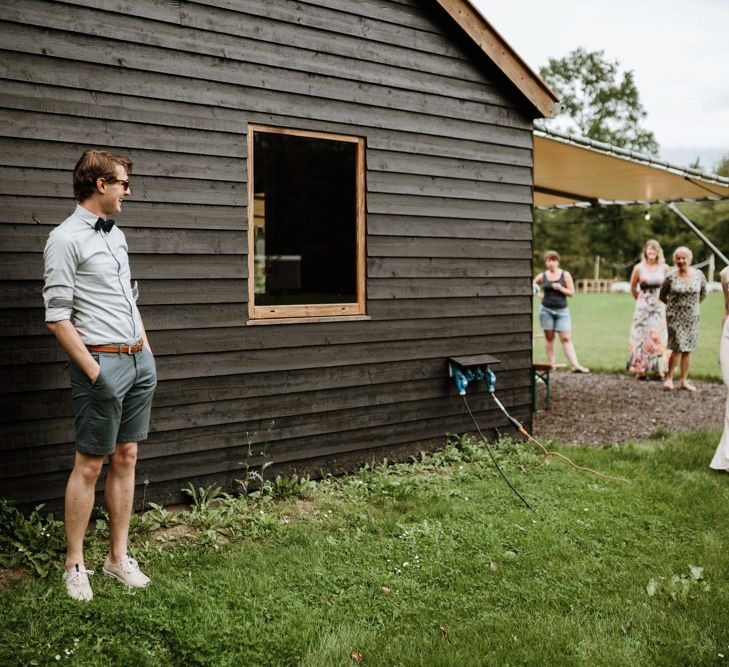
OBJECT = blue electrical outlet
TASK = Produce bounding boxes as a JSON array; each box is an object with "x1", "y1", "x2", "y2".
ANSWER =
[{"x1": 448, "y1": 355, "x2": 501, "y2": 395}]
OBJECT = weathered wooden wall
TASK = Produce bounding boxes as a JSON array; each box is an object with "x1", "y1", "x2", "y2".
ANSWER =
[{"x1": 0, "y1": 0, "x2": 535, "y2": 510}]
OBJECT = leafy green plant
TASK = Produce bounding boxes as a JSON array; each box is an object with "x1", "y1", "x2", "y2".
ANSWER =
[
  {"x1": 268, "y1": 474, "x2": 317, "y2": 500},
  {"x1": 645, "y1": 566, "x2": 710, "y2": 601},
  {"x1": 0, "y1": 499, "x2": 65, "y2": 578},
  {"x1": 237, "y1": 422, "x2": 277, "y2": 495},
  {"x1": 181, "y1": 483, "x2": 226, "y2": 513},
  {"x1": 138, "y1": 503, "x2": 179, "y2": 532},
  {"x1": 237, "y1": 461, "x2": 273, "y2": 498},
  {"x1": 93, "y1": 506, "x2": 109, "y2": 539}
]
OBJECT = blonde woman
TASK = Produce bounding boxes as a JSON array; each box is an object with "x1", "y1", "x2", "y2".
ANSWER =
[
  {"x1": 533, "y1": 250, "x2": 589, "y2": 373},
  {"x1": 659, "y1": 246, "x2": 707, "y2": 391},
  {"x1": 627, "y1": 240, "x2": 669, "y2": 379},
  {"x1": 710, "y1": 265, "x2": 729, "y2": 471}
]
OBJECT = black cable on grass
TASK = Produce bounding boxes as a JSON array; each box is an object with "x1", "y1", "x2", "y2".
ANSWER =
[{"x1": 461, "y1": 394, "x2": 533, "y2": 511}]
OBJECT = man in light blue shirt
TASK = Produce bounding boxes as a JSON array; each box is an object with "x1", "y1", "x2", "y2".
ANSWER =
[{"x1": 44, "y1": 149, "x2": 157, "y2": 601}]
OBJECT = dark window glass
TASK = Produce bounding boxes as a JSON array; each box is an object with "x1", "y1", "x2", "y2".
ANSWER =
[{"x1": 252, "y1": 131, "x2": 358, "y2": 306}]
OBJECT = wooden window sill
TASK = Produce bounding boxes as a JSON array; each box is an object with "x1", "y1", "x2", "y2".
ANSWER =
[{"x1": 247, "y1": 314, "x2": 371, "y2": 326}]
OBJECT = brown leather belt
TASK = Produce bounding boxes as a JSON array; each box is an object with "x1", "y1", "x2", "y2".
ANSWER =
[{"x1": 87, "y1": 340, "x2": 143, "y2": 354}]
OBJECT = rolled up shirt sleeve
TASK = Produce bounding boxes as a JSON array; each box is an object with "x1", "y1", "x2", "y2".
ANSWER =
[{"x1": 43, "y1": 229, "x2": 78, "y2": 322}]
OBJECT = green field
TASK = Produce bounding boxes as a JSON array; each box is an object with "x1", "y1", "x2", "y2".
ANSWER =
[
  {"x1": 3, "y1": 432, "x2": 729, "y2": 666},
  {"x1": 533, "y1": 292, "x2": 725, "y2": 380}
]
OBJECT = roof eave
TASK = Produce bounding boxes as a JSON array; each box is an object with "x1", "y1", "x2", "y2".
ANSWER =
[{"x1": 435, "y1": 0, "x2": 559, "y2": 119}]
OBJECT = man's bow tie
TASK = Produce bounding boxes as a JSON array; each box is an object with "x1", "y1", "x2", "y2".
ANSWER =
[{"x1": 94, "y1": 217, "x2": 115, "y2": 233}]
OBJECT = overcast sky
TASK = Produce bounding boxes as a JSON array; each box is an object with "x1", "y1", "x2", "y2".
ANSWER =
[{"x1": 473, "y1": 0, "x2": 729, "y2": 172}]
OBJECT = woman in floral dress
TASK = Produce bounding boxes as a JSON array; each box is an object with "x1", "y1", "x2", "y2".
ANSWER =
[
  {"x1": 659, "y1": 246, "x2": 707, "y2": 392},
  {"x1": 627, "y1": 240, "x2": 669, "y2": 379}
]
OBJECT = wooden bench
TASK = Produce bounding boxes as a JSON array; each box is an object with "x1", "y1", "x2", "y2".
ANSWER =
[{"x1": 531, "y1": 363, "x2": 565, "y2": 412}]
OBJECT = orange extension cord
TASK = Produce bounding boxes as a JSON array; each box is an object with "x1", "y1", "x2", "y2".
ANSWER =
[
  {"x1": 462, "y1": 392, "x2": 628, "y2": 512},
  {"x1": 486, "y1": 392, "x2": 629, "y2": 484},
  {"x1": 516, "y1": 425, "x2": 629, "y2": 484}
]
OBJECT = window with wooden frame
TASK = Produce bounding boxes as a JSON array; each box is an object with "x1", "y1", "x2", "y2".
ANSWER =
[{"x1": 247, "y1": 125, "x2": 367, "y2": 323}]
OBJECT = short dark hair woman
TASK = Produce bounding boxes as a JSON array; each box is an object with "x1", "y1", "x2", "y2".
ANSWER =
[{"x1": 533, "y1": 250, "x2": 589, "y2": 373}]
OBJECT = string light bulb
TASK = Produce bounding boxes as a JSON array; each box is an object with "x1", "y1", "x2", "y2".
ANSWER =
[{"x1": 644, "y1": 209, "x2": 651, "y2": 221}]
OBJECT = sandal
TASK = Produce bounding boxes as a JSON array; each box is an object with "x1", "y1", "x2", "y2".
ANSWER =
[
  {"x1": 679, "y1": 381, "x2": 697, "y2": 393},
  {"x1": 571, "y1": 367, "x2": 590, "y2": 374},
  {"x1": 663, "y1": 379, "x2": 674, "y2": 391}
]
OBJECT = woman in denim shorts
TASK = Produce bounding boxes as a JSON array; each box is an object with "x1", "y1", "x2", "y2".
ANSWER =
[{"x1": 533, "y1": 250, "x2": 589, "y2": 373}]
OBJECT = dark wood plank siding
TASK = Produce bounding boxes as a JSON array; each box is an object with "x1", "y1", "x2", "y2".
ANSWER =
[{"x1": 0, "y1": 0, "x2": 535, "y2": 509}]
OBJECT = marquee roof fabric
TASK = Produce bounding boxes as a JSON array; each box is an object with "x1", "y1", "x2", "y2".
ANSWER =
[{"x1": 534, "y1": 129, "x2": 729, "y2": 208}]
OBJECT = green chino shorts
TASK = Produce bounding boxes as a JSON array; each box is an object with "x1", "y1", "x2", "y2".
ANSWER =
[{"x1": 68, "y1": 348, "x2": 157, "y2": 456}]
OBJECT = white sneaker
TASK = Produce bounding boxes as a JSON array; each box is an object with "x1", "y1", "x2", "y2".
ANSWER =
[
  {"x1": 103, "y1": 555, "x2": 150, "y2": 588},
  {"x1": 63, "y1": 564, "x2": 94, "y2": 601}
]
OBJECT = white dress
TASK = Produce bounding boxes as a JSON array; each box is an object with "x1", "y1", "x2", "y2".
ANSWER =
[{"x1": 710, "y1": 271, "x2": 729, "y2": 471}]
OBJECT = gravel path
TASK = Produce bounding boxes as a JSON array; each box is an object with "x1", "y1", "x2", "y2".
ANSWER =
[{"x1": 531, "y1": 371, "x2": 726, "y2": 445}]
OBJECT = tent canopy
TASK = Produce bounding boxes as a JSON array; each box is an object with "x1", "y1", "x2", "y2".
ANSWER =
[{"x1": 534, "y1": 129, "x2": 729, "y2": 208}]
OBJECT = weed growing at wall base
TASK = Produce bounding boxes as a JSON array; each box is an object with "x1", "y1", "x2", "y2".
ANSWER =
[{"x1": 0, "y1": 499, "x2": 65, "y2": 578}]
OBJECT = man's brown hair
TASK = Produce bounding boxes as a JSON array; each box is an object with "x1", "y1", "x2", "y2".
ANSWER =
[{"x1": 73, "y1": 149, "x2": 133, "y2": 202}]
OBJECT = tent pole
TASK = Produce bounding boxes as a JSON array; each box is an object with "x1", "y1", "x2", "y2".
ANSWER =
[{"x1": 667, "y1": 202, "x2": 729, "y2": 267}]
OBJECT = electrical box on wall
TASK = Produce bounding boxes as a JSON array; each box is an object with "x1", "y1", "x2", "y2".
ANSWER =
[{"x1": 448, "y1": 354, "x2": 501, "y2": 396}]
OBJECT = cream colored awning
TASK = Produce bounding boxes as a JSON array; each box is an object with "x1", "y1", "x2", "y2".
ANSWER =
[{"x1": 534, "y1": 129, "x2": 729, "y2": 208}]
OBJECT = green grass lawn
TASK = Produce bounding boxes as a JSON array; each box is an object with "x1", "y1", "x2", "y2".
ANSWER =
[
  {"x1": 533, "y1": 292, "x2": 725, "y2": 380},
  {"x1": 3, "y1": 432, "x2": 729, "y2": 666}
]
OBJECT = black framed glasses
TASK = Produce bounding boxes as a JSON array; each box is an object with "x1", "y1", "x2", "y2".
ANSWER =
[{"x1": 105, "y1": 177, "x2": 130, "y2": 189}]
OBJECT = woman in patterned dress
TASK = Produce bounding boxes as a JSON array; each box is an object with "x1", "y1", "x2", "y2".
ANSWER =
[
  {"x1": 659, "y1": 246, "x2": 707, "y2": 392},
  {"x1": 710, "y1": 265, "x2": 729, "y2": 471},
  {"x1": 627, "y1": 240, "x2": 669, "y2": 379}
]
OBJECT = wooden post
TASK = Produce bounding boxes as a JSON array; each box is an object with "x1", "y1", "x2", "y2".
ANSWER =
[
  {"x1": 709, "y1": 254, "x2": 715, "y2": 282},
  {"x1": 594, "y1": 255, "x2": 600, "y2": 281}
]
